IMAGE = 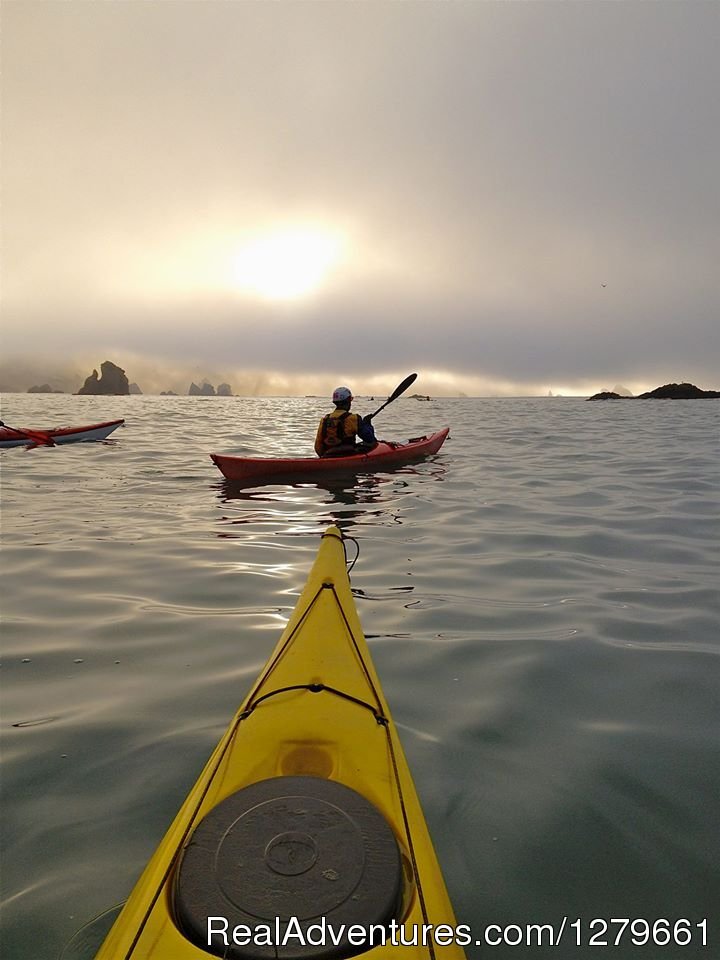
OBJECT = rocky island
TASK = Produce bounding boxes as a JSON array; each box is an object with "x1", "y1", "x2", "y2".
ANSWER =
[
  {"x1": 588, "y1": 382, "x2": 720, "y2": 401},
  {"x1": 188, "y1": 382, "x2": 234, "y2": 396},
  {"x1": 28, "y1": 383, "x2": 64, "y2": 393},
  {"x1": 77, "y1": 361, "x2": 130, "y2": 395},
  {"x1": 189, "y1": 381, "x2": 215, "y2": 396}
]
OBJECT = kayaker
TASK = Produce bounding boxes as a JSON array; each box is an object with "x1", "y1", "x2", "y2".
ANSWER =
[{"x1": 314, "y1": 386, "x2": 377, "y2": 457}]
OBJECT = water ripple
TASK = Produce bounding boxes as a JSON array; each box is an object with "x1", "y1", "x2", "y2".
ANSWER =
[{"x1": 1, "y1": 394, "x2": 718, "y2": 959}]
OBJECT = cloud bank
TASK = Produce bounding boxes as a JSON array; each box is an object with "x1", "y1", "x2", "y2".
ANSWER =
[{"x1": 2, "y1": 2, "x2": 718, "y2": 394}]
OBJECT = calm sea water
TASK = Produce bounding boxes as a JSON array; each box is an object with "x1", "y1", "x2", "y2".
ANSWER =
[{"x1": 1, "y1": 393, "x2": 718, "y2": 959}]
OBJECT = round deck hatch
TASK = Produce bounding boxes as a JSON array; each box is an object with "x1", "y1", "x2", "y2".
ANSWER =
[{"x1": 174, "y1": 775, "x2": 403, "y2": 959}]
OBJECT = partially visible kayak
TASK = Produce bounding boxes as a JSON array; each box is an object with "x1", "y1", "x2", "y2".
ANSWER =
[
  {"x1": 210, "y1": 427, "x2": 450, "y2": 483},
  {"x1": 0, "y1": 418, "x2": 124, "y2": 448},
  {"x1": 94, "y1": 524, "x2": 465, "y2": 960}
]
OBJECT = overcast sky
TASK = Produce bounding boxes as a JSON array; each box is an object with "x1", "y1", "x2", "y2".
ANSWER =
[{"x1": 2, "y1": 1, "x2": 718, "y2": 396}]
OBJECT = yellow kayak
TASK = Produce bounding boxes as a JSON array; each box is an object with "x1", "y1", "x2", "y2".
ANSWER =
[{"x1": 95, "y1": 526, "x2": 466, "y2": 960}]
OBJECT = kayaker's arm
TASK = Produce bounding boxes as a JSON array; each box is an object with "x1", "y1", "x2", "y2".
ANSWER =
[
  {"x1": 313, "y1": 418, "x2": 326, "y2": 456},
  {"x1": 357, "y1": 415, "x2": 376, "y2": 445}
]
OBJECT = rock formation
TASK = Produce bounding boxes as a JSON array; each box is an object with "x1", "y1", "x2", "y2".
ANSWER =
[
  {"x1": 189, "y1": 381, "x2": 216, "y2": 396},
  {"x1": 637, "y1": 382, "x2": 720, "y2": 399},
  {"x1": 129, "y1": 383, "x2": 143, "y2": 395},
  {"x1": 77, "y1": 361, "x2": 130, "y2": 395},
  {"x1": 160, "y1": 390, "x2": 178, "y2": 396},
  {"x1": 587, "y1": 391, "x2": 627, "y2": 401},
  {"x1": 217, "y1": 383, "x2": 233, "y2": 396},
  {"x1": 588, "y1": 382, "x2": 719, "y2": 401},
  {"x1": 28, "y1": 383, "x2": 64, "y2": 393}
]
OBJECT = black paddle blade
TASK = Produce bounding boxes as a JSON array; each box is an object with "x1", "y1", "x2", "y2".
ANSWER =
[
  {"x1": 369, "y1": 373, "x2": 418, "y2": 419},
  {"x1": 387, "y1": 372, "x2": 418, "y2": 402}
]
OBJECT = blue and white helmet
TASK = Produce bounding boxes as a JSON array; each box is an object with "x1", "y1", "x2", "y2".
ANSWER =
[{"x1": 332, "y1": 386, "x2": 353, "y2": 404}]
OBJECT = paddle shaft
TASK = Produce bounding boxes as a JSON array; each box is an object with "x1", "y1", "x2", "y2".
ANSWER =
[{"x1": 368, "y1": 373, "x2": 418, "y2": 420}]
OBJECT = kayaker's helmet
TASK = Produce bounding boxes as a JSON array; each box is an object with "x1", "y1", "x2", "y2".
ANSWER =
[{"x1": 332, "y1": 386, "x2": 353, "y2": 405}]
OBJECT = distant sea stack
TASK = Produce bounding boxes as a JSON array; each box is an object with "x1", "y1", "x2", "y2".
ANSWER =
[
  {"x1": 187, "y1": 381, "x2": 234, "y2": 396},
  {"x1": 77, "y1": 361, "x2": 130, "y2": 395},
  {"x1": 28, "y1": 383, "x2": 64, "y2": 394},
  {"x1": 129, "y1": 382, "x2": 143, "y2": 395},
  {"x1": 189, "y1": 381, "x2": 216, "y2": 396},
  {"x1": 588, "y1": 382, "x2": 720, "y2": 401}
]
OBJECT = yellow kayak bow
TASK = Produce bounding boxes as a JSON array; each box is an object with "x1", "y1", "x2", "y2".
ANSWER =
[{"x1": 95, "y1": 526, "x2": 465, "y2": 960}]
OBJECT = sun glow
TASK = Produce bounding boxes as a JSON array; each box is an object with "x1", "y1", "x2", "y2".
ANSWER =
[{"x1": 230, "y1": 227, "x2": 345, "y2": 300}]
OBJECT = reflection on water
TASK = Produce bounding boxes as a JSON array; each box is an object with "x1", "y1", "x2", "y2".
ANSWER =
[{"x1": 214, "y1": 461, "x2": 448, "y2": 533}]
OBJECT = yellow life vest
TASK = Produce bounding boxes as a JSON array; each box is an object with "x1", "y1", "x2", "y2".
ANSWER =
[{"x1": 319, "y1": 410, "x2": 360, "y2": 450}]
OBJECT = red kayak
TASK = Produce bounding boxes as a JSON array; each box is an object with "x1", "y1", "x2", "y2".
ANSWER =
[
  {"x1": 211, "y1": 426, "x2": 450, "y2": 482},
  {"x1": 0, "y1": 418, "x2": 124, "y2": 448}
]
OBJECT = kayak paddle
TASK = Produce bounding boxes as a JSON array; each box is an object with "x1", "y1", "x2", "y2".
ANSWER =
[
  {"x1": 367, "y1": 373, "x2": 418, "y2": 420},
  {"x1": 0, "y1": 420, "x2": 55, "y2": 446}
]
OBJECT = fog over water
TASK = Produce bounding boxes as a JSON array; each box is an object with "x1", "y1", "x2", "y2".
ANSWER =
[{"x1": 2, "y1": 2, "x2": 719, "y2": 396}]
